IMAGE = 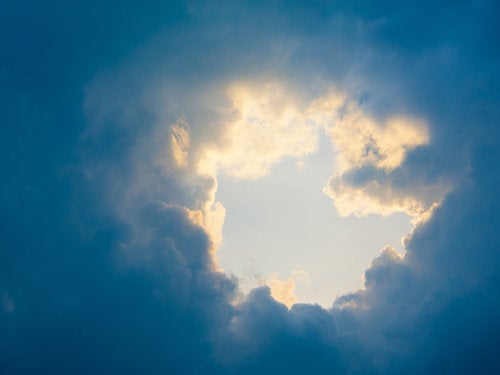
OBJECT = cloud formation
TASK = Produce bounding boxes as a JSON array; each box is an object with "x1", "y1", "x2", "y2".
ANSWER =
[
  {"x1": 197, "y1": 81, "x2": 320, "y2": 179},
  {"x1": 1, "y1": 1, "x2": 499, "y2": 374},
  {"x1": 321, "y1": 97, "x2": 444, "y2": 219}
]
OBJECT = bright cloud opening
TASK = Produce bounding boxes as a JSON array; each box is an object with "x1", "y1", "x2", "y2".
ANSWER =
[{"x1": 167, "y1": 80, "x2": 448, "y2": 306}]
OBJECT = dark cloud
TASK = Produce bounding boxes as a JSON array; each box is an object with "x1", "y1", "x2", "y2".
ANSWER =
[{"x1": 1, "y1": 1, "x2": 499, "y2": 374}]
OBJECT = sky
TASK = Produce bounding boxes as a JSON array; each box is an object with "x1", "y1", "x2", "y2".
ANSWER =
[
  {"x1": 216, "y1": 133, "x2": 413, "y2": 306},
  {"x1": 1, "y1": 1, "x2": 499, "y2": 374}
]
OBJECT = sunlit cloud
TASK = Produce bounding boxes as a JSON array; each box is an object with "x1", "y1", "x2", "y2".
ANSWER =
[
  {"x1": 196, "y1": 81, "x2": 321, "y2": 179},
  {"x1": 328, "y1": 110, "x2": 429, "y2": 172},
  {"x1": 170, "y1": 117, "x2": 191, "y2": 169},
  {"x1": 266, "y1": 274, "x2": 297, "y2": 308},
  {"x1": 321, "y1": 99, "x2": 450, "y2": 219},
  {"x1": 265, "y1": 270, "x2": 310, "y2": 308},
  {"x1": 326, "y1": 176, "x2": 428, "y2": 217},
  {"x1": 183, "y1": 81, "x2": 332, "y2": 265},
  {"x1": 164, "y1": 80, "x2": 448, "y2": 280}
]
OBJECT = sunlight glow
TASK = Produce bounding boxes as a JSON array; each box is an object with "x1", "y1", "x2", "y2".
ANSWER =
[
  {"x1": 167, "y1": 79, "x2": 447, "y2": 306},
  {"x1": 196, "y1": 81, "x2": 320, "y2": 179}
]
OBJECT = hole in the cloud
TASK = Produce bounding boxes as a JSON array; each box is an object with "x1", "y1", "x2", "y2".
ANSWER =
[
  {"x1": 215, "y1": 136, "x2": 413, "y2": 307},
  {"x1": 190, "y1": 81, "x2": 440, "y2": 307}
]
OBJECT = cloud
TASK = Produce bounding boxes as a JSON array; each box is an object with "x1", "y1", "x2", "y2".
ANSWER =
[
  {"x1": 322, "y1": 98, "x2": 446, "y2": 219},
  {"x1": 196, "y1": 81, "x2": 321, "y2": 179},
  {"x1": 265, "y1": 270, "x2": 309, "y2": 308},
  {"x1": 1, "y1": 1, "x2": 500, "y2": 374},
  {"x1": 329, "y1": 111, "x2": 429, "y2": 173},
  {"x1": 170, "y1": 117, "x2": 192, "y2": 169},
  {"x1": 266, "y1": 275, "x2": 298, "y2": 308}
]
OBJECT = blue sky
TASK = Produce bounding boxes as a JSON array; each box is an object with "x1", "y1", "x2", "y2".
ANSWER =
[{"x1": 1, "y1": 1, "x2": 499, "y2": 374}]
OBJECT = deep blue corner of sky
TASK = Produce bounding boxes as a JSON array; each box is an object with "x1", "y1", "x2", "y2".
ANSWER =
[{"x1": 1, "y1": 1, "x2": 500, "y2": 374}]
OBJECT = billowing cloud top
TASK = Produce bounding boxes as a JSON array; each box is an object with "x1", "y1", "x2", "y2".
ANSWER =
[{"x1": 1, "y1": 1, "x2": 499, "y2": 374}]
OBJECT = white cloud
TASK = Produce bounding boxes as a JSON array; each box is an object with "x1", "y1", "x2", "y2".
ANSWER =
[
  {"x1": 321, "y1": 99, "x2": 449, "y2": 219},
  {"x1": 196, "y1": 81, "x2": 321, "y2": 179},
  {"x1": 328, "y1": 109, "x2": 429, "y2": 172},
  {"x1": 265, "y1": 269, "x2": 310, "y2": 308}
]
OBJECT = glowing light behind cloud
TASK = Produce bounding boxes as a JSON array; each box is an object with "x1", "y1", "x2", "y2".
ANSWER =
[
  {"x1": 329, "y1": 112, "x2": 429, "y2": 172},
  {"x1": 6, "y1": 1, "x2": 499, "y2": 372},
  {"x1": 215, "y1": 145, "x2": 414, "y2": 307},
  {"x1": 196, "y1": 82, "x2": 320, "y2": 180},
  {"x1": 321, "y1": 97, "x2": 442, "y2": 219},
  {"x1": 161, "y1": 79, "x2": 449, "y2": 306}
]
